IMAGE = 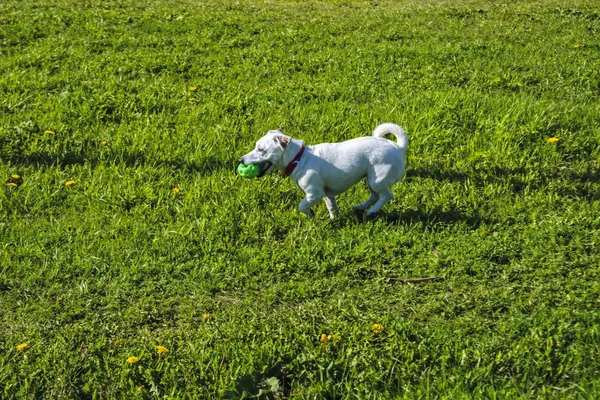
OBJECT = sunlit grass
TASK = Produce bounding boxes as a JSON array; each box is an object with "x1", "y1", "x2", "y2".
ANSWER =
[{"x1": 1, "y1": 0, "x2": 599, "y2": 397}]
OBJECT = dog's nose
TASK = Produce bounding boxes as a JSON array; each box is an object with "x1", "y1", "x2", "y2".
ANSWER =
[{"x1": 238, "y1": 157, "x2": 244, "y2": 164}]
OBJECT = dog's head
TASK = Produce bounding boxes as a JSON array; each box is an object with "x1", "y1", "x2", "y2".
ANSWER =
[{"x1": 238, "y1": 130, "x2": 291, "y2": 178}]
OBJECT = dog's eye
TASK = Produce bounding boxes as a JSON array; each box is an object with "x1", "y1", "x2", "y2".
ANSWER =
[{"x1": 257, "y1": 148, "x2": 264, "y2": 152}]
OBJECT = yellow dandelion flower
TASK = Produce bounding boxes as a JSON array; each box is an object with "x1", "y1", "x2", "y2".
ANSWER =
[
  {"x1": 7, "y1": 183, "x2": 17, "y2": 188},
  {"x1": 126, "y1": 356, "x2": 140, "y2": 364},
  {"x1": 202, "y1": 313, "x2": 211, "y2": 320},
  {"x1": 320, "y1": 333, "x2": 330, "y2": 344},
  {"x1": 44, "y1": 130, "x2": 55, "y2": 135},
  {"x1": 479, "y1": 23, "x2": 485, "y2": 28},
  {"x1": 187, "y1": 97, "x2": 196, "y2": 102},
  {"x1": 65, "y1": 180, "x2": 76, "y2": 186},
  {"x1": 372, "y1": 323, "x2": 384, "y2": 334},
  {"x1": 137, "y1": 386, "x2": 144, "y2": 391},
  {"x1": 172, "y1": 187, "x2": 180, "y2": 194},
  {"x1": 16, "y1": 343, "x2": 28, "y2": 351},
  {"x1": 188, "y1": 86, "x2": 197, "y2": 91},
  {"x1": 11, "y1": 174, "x2": 20, "y2": 179},
  {"x1": 100, "y1": 140, "x2": 107, "y2": 146},
  {"x1": 157, "y1": 345, "x2": 169, "y2": 354},
  {"x1": 573, "y1": 44, "x2": 580, "y2": 49},
  {"x1": 547, "y1": 137, "x2": 559, "y2": 144}
]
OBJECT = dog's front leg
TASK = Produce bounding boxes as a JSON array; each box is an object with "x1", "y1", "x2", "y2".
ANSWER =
[
  {"x1": 298, "y1": 191, "x2": 324, "y2": 217},
  {"x1": 323, "y1": 197, "x2": 338, "y2": 220}
]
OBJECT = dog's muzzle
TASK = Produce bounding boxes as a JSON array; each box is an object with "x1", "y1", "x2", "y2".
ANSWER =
[{"x1": 256, "y1": 161, "x2": 272, "y2": 178}]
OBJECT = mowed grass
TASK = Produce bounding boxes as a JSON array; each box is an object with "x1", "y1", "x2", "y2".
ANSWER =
[{"x1": 1, "y1": 0, "x2": 600, "y2": 397}]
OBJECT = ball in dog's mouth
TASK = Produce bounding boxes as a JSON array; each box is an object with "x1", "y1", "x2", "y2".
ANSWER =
[
  {"x1": 256, "y1": 161, "x2": 272, "y2": 178},
  {"x1": 237, "y1": 163, "x2": 260, "y2": 179}
]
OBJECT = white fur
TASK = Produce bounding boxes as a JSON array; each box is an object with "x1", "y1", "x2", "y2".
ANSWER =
[{"x1": 239, "y1": 123, "x2": 408, "y2": 219}]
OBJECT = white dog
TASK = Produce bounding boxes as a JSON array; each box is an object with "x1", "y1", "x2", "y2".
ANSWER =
[{"x1": 238, "y1": 123, "x2": 408, "y2": 219}]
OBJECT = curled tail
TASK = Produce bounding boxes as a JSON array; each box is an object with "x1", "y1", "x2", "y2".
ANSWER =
[{"x1": 373, "y1": 122, "x2": 408, "y2": 150}]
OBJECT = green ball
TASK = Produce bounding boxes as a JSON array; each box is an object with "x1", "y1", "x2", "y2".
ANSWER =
[{"x1": 237, "y1": 163, "x2": 259, "y2": 179}]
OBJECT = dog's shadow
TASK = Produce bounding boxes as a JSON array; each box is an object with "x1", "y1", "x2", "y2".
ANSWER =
[
  {"x1": 327, "y1": 162, "x2": 598, "y2": 228},
  {"x1": 407, "y1": 165, "x2": 600, "y2": 199},
  {"x1": 333, "y1": 206, "x2": 487, "y2": 229},
  {"x1": 382, "y1": 207, "x2": 486, "y2": 228}
]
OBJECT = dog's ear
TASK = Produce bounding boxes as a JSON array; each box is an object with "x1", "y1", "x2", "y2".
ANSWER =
[{"x1": 273, "y1": 135, "x2": 291, "y2": 150}]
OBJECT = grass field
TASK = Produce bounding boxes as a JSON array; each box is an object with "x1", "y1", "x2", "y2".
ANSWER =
[{"x1": 1, "y1": 0, "x2": 600, "y2": 398}]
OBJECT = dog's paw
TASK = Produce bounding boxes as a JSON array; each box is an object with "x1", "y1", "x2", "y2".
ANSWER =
[{"x1": 302, "y1": 209, "x2": 315, "y2": 218}]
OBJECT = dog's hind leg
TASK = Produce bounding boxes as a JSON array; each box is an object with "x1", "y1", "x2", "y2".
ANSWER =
[
  {"x1": 366, "y1": 190, "x2": 393, "y2": 216},
  {"x1": 353, "y1": 191, "x2": 379, "y2": 212},
  {"x1": 324, "y1": 196, "x2": 339, "y2": 219},
  {"x1": 364, "y1": 164, "x2": 402, "y2": 216},
  {"x1": 353, "y1": 178, "x2": 380, "y2": 212}
]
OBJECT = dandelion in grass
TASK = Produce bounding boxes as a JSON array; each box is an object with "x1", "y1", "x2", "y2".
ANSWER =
[
  {"x1": 126, "y1": 356, "x2": 140, "y2": 364},
  {"x1": 172, "y1": 187, "x2": 180, "y2": 194},
  {"x1": 7, "y1": 183, "x2": 17, "y2": 188},
  {"x1": 16, "y1": 343, "x2": 28, "y2": 351},
  {"x1": 157, "y1": 345, "x2": 169, "y2": 355},
  {"x1": 100, "y1": 140, "x2": 107, "y2": 146},
  {"x1": 547, "y1": 137, "x2": 559, "y2": 144},
  {"x1": 573, "y1": 44, "x2": 580, "y2": 49},
  {"x1": 188, "y1": 86, "x2": 197, "y2": 91},
  {"x1": 188, "y1": 97, "x2": 196, "y2": 102},
  {"x1": 202, "y1": 313, "x2": 211, "y2": 321},
  {"x1": 65, "y1": 180, "x2": 76, "y2": 186},
  {"x1": 479, "y1": 23, "x2": 484, "y2": 28},
  {"x1": 372, "y1": 323, "x2": 384, "y2": 334},
  {"x1": 11, "y1": 174, "x2": 20, "y2": 179},
  {"x1": 320, "y1": 334, "x2": 330, "y2": 344},
  {"x1": 44, "y1": 130, "x2": 55, "y2": 135}
]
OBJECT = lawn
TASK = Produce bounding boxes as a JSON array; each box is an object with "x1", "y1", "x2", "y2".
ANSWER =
[{"x1": 1, "y1": 0, "x2": 599, "y2": 398}]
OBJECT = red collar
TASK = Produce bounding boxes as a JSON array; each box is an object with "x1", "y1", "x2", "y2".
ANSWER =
[{"x1": 283, "y1": 146, "x2": 306, "y2": 176}]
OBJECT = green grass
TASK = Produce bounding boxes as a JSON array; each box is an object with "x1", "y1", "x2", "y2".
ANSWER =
[{"x1": 1, "y1": 0, "x2": 600, "y2": 398}]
